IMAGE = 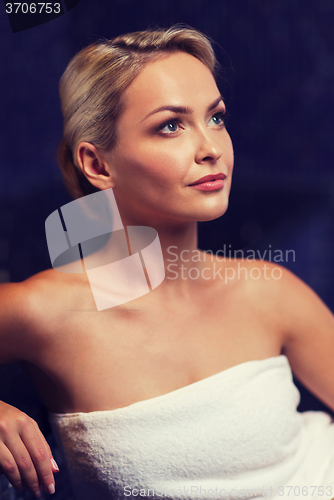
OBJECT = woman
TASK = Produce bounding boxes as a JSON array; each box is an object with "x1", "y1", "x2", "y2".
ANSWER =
[{"x1": 1, "y1": 25, "x2": 334, "y2": 500}]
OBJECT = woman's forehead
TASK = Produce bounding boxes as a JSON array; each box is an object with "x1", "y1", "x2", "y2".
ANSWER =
[{"x1": 121, "y1": 52, "x2": 219, "y2": 119}]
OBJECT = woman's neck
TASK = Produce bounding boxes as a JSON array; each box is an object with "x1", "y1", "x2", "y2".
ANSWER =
[
  {"x1": 79, "y1": 213, "x2": 203, "y2": 311},
  {"x1": 152, "y1": 221, "x2": 200, "y2": 282}
]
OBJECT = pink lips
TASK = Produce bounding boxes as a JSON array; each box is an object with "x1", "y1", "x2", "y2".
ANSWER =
[{"x1": 189, "y1": 173, "x2": 226, "y2": 191}]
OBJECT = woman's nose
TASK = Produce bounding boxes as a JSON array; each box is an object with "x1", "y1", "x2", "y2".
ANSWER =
[{"x1": 194, "y1": 130, "x2": 223, "y2": 164}]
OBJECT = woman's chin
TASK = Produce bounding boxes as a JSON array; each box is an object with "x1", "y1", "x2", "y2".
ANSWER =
[{"x1": 193, "y1": 202, "x2": 229, "y2": 222}]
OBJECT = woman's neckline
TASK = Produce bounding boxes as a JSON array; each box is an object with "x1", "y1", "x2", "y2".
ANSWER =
[{"x1": 50, "y1": 354, "x2": 289, "y2": 419}]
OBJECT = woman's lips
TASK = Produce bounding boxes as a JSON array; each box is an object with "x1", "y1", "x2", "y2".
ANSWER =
[{"x1": 188, "y1": 173, "x2": 226, "y2": 191}]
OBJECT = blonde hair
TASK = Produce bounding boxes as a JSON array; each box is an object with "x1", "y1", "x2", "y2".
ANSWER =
[{"x1": 58, "y1": 25, "x2": 219, "y2": 199}]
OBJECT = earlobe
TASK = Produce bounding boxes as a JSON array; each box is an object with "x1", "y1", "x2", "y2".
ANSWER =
[{"x1": 76, "y1": 142, "x2": 115, "y2": 190}]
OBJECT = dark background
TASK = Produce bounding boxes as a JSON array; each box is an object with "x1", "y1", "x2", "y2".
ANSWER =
[{"x1": 1, "y1": 0, "x2": 334, "y2": 495}]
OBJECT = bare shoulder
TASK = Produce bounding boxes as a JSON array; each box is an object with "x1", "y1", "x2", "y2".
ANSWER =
[
  {"x1": 23, "y1": 268, "x2": 84, "y2": 310},
  {"x1": 212, "y1": 256, "x2": 334, "y2": 403},
  {"x1": 0, "y1": 268, "x2": 92, "y2": 363},
  {"x1": 21, "y1": 268, "x2": 95, "y2": 327},
  {"x1": 236, "y1": 259, "x2": 334, "y2": 334},
  {"x1": 204, "y1": 253, "x2": 331, "y2": 334}
]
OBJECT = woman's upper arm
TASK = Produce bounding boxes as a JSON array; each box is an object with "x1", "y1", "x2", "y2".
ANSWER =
[
  {"x1": 278, "y1": 266, "x2": 334, "y2": 411},
  {"x1": 0, "y1": 282, "x2": 35, "y2": 364}
]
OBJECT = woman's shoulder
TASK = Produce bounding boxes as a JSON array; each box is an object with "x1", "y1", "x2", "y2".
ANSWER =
[
  {"x1": 0, "y1": 268, "x2": 92, "y2": 362},
  {"x1": 26, "y1": 267, "x2": 97, "y2": 322},
  {"x1": 12, "y1": 267, "x2": 88, "y2": 309},
  {"x1": 201, "y1": 253, "x2": 313, "y2": 318},
  {"x1": 209, "y1": 254, "x2": 332, "y2": 336}
]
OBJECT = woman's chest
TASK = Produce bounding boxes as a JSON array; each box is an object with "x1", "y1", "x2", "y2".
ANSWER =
[{"x1": 31, "y1": 295, "x2": 283, "y2": 412}]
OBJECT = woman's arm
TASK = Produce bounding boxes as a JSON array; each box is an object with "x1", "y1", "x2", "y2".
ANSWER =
[
  {"x1": 0, "y1": 283, "x2": 58, "y2": 498},
  {"x1": 271, "y1": 265, "x2": 334, "y2": 412}
]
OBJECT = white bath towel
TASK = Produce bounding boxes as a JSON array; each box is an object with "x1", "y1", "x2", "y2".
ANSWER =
[{"x1": 50, "y1": 356, "x2": 334, "y2": 499}]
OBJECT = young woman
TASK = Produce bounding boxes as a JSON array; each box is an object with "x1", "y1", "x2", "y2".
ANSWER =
[{"x1": 1, "y1": 26, "x2": 334, "y2": 500}]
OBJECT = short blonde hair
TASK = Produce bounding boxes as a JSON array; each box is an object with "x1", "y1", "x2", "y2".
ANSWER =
[{"x1": 58, "y1": 25, "x2": 218, "y2": 199}]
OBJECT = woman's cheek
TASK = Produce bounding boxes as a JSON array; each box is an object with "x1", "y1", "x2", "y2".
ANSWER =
[{"x1": 141, "y1": 154, "x2": 187, "y2": 182}]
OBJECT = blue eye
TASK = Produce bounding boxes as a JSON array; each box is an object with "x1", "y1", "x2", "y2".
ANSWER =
[
  {"x1": 159, "y1": 120, "x2": 180, "y2": 134},
  {"x1": 156, "y1": 111, "x2": 227, "y2": 135},
  {"x1": 208, "y1": 112, "x2": 226, "y2": 126}
]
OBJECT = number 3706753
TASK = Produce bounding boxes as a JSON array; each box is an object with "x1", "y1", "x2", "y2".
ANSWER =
[{"x1": 5, "y1": 3, "x2": 61, "y2": 14}]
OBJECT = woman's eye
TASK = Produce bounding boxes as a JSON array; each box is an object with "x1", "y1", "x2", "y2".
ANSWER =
[
  {"x1": 159, "y1": 120, "x2": 180, "y2": 134},
  {"x1": 157, "y1": 112, "x2": 227, "y2": 135},
  {"x1": 208, "y1": 112, "x2": 226, "y2": 126}
]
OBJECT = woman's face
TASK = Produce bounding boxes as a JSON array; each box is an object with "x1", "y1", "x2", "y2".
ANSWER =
[{"x1": 106, "y1": 51, "x2": 234, "y2": 226}]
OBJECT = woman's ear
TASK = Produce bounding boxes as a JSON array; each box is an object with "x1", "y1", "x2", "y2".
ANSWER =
[{"x1": 76, "y1": 142, "x2": 115, "y2": 190}]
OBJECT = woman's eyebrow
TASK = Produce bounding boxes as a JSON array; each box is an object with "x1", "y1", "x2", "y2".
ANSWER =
[{"x1": 141, "y1": 95, "x2": 224, "y2": 122}]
